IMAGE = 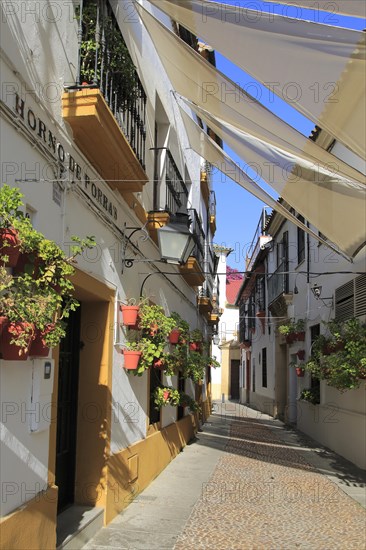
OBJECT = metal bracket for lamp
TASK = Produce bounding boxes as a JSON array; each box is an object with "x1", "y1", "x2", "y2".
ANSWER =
[
  {"x1": 121, "y1": 213, "x2": 195, "y2": 273},
  {"x1": 311, "y1": 284, "x2": 334, "y2": 308}
]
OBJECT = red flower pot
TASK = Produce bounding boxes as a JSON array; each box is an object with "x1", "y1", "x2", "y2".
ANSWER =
[
  {"x1": 286, "y1": 333, "x2": 296, "y2": 345},
  {"x1": 122, "y1": 350, "x2": 141, "y2": 370},
  {"x1": 169, "y1": 329, "x2": 181, "y2": 344},
  {"x1": 13, "y1": 252, "x2": 42, "y2": 278},
  {"x1": 1, "y1": 321, "x2": 34, "y2": 360},
  {"x1": 297, "y1": 349, "x2": 305, "y2": 360},
  {"x1": 153, "y1": 359, "x2": 165, "y2": 369},
  {"x1": 163, "y1": 390, "x2": 170, "y2": 401},
  {"x1": 296, "y1": 331, "x2": 305, "y2": 342},
  {"x1": 189, "y1": 341, "x2": 201, "y2": 352},
  {"x1": 29, "y1": 329, "x2": 50, "y2": 357},
  {"x1": 295, "y1": 367, "x2": 305, "y2": 377},
  {"x1": 120, "y1": 305, "x2": 139, "y2": 326},
  {"x1": 0, "y1": 228, "x2": 20, "y2": 267}
]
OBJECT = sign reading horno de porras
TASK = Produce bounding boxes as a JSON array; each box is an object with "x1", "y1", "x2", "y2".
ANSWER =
[{"x1": 14, "y1": 94, "x2": 118, "y2": 221}]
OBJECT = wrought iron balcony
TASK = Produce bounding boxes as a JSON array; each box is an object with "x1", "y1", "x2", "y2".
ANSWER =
[
  {"x1": 267, "y1": 261, "x2": 289, "y2": 305},
  {"x1": 62, "y1": 0, "x2": 147, "y2": 193},
  {"x1": 153, "y1": 148, "x2": 189, "y2": 215},
  {"x1": 246, "y1": 208, "x2": 271, "y2": 271},
  {"x1": 187, "y1": 208, "x2": 205, "y2": 267}
]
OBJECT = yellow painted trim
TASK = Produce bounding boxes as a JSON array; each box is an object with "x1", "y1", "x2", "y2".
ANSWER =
[
  {"x1": 105, "y1": 414, "x2": 198, "y2": 524},
  {"x1": 179, "y1": 257, "x2": 205, "y2": 286},
  {"x1": 62, "y1": 89, "x2": 148, "y2": 193},
  {"x1": 146, "y1": 211, "x2": 170, "y2": 245},
  {"x1": 200, "y1": 171, "x2": 210, "y2": 207},
  {"x1": 0, "y1": 485, "x2": 57, "y2": 550}
]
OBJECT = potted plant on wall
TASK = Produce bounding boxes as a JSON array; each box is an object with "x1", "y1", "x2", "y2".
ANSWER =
[
  {"x1": 0, "y1": 185, "x2": 95, "y2": 360},
  {"x1": 152, "y1": 386, "x2": 181, "y2": 409},
  {"x1": 304, "y1": 318, "x2": 366, "y2": 391},
  {"x1": 278, "y1": 319, "x2": 306, "y2": 344},
  {"x1": 168, "y1": 312, "x2": 190, "y2": 345},
  {"x1": 189, "y1": 328, "x2": 203, "y2": 352}
]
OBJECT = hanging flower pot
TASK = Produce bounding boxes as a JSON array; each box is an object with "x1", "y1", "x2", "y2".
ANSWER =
[
  {"x1": 1, "y1": 321, "x2": 34, "y2": 361},
  {"x1": 163, "y1": 390, "x2": 171, "y2": 401},
  {"x1": 29, "y1": 329, "x2": 50, "y2": 357},
  {"x1": 296, "y1": 331, "x2": 306, "y2": 342},
  {"x1": 189, "y1": 341, "x2": 201, "y2": 352},
  {"x1": 122, "y1": 350, "x2": 142, "y2": 370},
  {"x1": 120, "y1": 305, "x2": 139, "y2": 326},
  {"x1": 169, "y1": 328, "x2": 181, "y2": 344},
  {"x1": 13, "y1": 252, "x2": 43, "y2": 279},
  {"x1": 297, "y1": 349, "x2": 306, "y2": 360},
  {"x1": 295, "y1": 366, "x2": 305, "y2": 377},
  {"x1": 286, "y1": 333, "x2": 296, "y2": 345},
  {"x1": 0, "y1": 227, "x2": 20, "y2": 267}
]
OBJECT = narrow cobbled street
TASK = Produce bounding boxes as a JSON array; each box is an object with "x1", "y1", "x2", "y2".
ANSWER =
[{"x1": 84, "y1": 403, "x2": 366, "y2": 550}]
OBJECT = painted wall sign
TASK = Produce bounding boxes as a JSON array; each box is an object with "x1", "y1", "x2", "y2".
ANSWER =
[{"x1": 14, "y1": 93, "x2": 118, "y2": 221}]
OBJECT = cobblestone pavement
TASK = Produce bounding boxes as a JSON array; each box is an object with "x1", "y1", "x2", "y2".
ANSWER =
[
  {"x1": 175, "y1": 407, "x2": 366, "y2": 550},
  {"x1": 83, "y1": 403, "x2": 365, "y2": 550}
]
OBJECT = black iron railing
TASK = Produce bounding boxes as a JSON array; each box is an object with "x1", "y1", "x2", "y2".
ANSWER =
[
  {"x1": 187, "y1": 208, "x2": 205, "y2": 267},
  {"x1": 165, "y1": 150, "x2": 189, "y2": 215},
  {"x1": 246, "y1": 207, "x2": 271, "y2": 271},
  {"x1": 267, "y1": 261, "x2": 289, "y2": 305},
  {"x1": 75, "y1": 0, "x2": 147, "y2": 168},
  {"x1": 239, "y1": 302, "x2": 251, "y2": 344}
]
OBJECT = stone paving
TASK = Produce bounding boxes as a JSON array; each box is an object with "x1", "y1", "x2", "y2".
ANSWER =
[
  {"x1": 83, "y1": 403, "x2": 366, "y2": 550},
  {"x1": 175, "y1": 408, "x2": 366, "y2": 550}
]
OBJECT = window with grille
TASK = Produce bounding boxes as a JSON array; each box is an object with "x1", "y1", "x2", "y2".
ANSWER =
[
  {"x1": 297, "y1": 215, "x2": 305, "y2": 264},
  {"x1": 262, "y1": 347, "x2": 267, "y2": 388},
  {"x1": 256, "y1": 275, "x2": 266, "y2": 311}
]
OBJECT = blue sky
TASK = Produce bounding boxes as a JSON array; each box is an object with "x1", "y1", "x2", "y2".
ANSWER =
[{"x1": 211, "y1": 0, "x2": 365, "y2": 269}]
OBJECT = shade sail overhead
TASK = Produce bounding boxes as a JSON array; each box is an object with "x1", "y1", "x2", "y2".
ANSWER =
[
  {"x1": 264, "y1": 0, "x2": 366, "y2": 19},
  {"x1": 149, "y1": 0, "x2": 366, "y2": 159},
  {"x1": 178, "y1": 107, "x2": 347, "y2": 257},
  {"x1": 181, "y1": 98, "x2": 366, "y2": 258},
  {"x1": 137, "y1": 3, "x2": 365, "y2": 184}
]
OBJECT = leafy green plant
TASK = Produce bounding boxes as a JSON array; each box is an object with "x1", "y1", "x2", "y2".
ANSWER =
[
  {"x1": 299, "y1": 387, "x2": 320, "y2": 405},
  {"x1": 179, "y1": 393, "x2": 200, "y2": 412},
  {"x1": 138, "y1": 304, "x2": 175, "y2": 340},
  {"x1": 152, "y1": 386, "x2": 181, "y2": 409},
  {"x1": 278, "y1": 319, "x2": 305, "y2": 335},
  {"x1": 304, "y1": 318, "x2": 366, "y2": 391},
  {"x1": 170, "y1": 311, "x2": 190, "y2": 343},
  {"x1": 79, "y1": 0, "x2": 138, "y2": 102},
  {"x1": 190, "y1": 328, "x2": 203, "y2": 343}
]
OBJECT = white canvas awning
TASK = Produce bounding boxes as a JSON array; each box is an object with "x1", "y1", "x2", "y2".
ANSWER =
[
  {"x1": 181, "y1": 98, "x2": 366, "y2": 258},
  {"x1": 149, "y1": 0, "x2": 366, "y2": 159},
  {"x1": 264, "y1": 1, "x2": 366, "y2": 19},
  {"x1": 178, "y1": 107, "x2": 348, "y2": 258}
]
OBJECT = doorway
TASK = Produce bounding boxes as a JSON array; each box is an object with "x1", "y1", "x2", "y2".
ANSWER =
[
  {"x1": 230, "y1": 360, "x2": 240, "y2": 400},
  {"x1": 55, "y1": 306, "x2": 81, "y2": 512}
]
